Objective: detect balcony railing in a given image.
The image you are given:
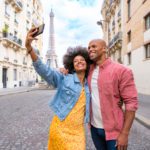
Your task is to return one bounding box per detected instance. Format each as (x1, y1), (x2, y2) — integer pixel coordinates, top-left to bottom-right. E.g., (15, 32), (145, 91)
(1, 32), (22, 49)
(6, 0), (23, 12)
(109, 32), (122, 48)
(109, 0), (114, 6)
(23, 62), (27, 65)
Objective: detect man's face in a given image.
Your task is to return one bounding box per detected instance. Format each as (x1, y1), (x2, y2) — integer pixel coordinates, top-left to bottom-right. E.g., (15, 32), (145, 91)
(88, 40), (105, 62)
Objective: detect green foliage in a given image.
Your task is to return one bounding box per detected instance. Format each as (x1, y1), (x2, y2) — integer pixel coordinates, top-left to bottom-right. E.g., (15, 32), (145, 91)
(2, 25), (9, 33)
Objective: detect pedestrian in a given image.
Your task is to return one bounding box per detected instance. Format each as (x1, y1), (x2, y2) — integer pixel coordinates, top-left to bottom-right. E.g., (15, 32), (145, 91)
(88, 39), (138, 150)
(25, 28), (91, 150)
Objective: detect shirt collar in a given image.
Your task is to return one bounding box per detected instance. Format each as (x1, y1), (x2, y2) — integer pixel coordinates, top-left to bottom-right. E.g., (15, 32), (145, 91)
(99, 58), (111, 69)
(90, 58), (112, 70)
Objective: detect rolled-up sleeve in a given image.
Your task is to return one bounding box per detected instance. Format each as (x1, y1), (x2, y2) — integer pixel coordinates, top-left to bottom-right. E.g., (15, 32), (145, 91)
(119, 68), (138, 111)
(33, 57), (63, 88)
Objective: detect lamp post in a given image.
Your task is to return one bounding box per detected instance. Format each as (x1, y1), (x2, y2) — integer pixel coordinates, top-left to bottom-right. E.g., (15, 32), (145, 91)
(97, 20), (109, 46)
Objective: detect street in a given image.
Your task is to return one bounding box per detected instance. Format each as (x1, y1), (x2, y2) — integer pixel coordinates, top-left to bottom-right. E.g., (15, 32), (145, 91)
(0, 90), (150, 150)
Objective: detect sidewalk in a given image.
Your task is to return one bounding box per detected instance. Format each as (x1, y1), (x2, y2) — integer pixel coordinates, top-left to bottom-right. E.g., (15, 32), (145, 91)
(0, 87), (149, 129)
(0, 86), (38, 97)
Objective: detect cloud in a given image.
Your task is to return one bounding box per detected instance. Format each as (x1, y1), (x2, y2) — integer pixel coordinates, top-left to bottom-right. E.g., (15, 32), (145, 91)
(41, 0), (103, 66)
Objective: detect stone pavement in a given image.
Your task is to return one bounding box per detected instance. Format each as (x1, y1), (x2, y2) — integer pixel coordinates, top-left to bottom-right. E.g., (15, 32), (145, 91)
(0, 87), (149, 129)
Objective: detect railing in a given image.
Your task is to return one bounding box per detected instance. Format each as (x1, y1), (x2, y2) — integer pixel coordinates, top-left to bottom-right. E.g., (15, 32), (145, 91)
(110, 0), (114, 6)
(109, 32), (122, 48)
(2, 32), (22, 46)
(23, 62), (27, 65)
(16, 0), (23, 8)
(6, 0), (23, 11)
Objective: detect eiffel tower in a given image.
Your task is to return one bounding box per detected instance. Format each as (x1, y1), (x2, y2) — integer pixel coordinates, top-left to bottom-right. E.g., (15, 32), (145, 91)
(46, 9), (58, 68)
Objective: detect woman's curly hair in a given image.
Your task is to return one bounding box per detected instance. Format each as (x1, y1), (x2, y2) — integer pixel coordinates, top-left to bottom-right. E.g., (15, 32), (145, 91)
(63, 46), (91, 77)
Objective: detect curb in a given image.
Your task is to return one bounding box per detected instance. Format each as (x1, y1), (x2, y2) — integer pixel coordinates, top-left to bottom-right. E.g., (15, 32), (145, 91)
(0, 87), (56, 97)
(0, 88), (38, 97)
(135, 113), (150, 129)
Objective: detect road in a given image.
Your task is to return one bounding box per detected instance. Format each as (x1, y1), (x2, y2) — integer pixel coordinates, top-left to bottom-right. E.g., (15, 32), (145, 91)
(0, 90), (150, 150)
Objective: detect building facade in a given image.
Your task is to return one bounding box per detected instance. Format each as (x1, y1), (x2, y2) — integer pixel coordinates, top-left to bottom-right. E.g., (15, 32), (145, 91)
(101, 0), (150, 95)
(101, 0), (123, 63)
(122, 0), (150, 94)
(0, 0), (43, 88)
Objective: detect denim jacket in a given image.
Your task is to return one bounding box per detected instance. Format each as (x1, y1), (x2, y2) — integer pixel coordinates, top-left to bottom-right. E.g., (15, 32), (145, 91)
(33, 58), (90, 123)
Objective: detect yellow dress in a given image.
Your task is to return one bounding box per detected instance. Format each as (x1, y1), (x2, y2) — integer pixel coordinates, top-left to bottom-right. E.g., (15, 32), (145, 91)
(48, 88), (86, 150)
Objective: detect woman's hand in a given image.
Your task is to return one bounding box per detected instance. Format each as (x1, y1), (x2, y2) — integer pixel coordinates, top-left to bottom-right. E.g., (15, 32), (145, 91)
(25, 28), (38, 52)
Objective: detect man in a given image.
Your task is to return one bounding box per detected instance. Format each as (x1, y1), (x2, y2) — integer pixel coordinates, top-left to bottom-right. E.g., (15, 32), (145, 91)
(87, 39), (138, 150)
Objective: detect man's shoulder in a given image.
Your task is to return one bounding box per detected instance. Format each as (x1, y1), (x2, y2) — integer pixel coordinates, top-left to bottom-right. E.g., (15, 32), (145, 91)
(109, 60), (133, 78)
(110, 60), (131, 71)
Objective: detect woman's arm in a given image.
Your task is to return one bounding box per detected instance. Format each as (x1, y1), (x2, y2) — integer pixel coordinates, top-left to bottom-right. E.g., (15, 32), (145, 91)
(25, 28), (38, 61)
(25, 28), (63, 88)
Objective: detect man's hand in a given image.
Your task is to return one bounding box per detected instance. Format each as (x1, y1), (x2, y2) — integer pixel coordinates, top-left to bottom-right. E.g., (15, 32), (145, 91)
(59, 68), (69, 75)
(116, 132), (128, 150)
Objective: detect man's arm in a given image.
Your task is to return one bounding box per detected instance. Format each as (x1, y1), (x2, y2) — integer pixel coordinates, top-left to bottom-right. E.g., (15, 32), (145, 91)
(117, 68), (138, 150)
(117, 110), (135, 150)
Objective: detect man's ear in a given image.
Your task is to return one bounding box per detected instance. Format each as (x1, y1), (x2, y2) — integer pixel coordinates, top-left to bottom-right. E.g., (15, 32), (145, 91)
(102, 47), (106, 53)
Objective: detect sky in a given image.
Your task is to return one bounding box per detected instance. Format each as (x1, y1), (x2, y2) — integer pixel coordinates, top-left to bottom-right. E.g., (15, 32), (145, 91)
(41, 0), (104, 66)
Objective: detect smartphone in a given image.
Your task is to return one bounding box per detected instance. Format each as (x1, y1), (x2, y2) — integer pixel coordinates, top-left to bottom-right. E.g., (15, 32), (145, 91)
(33, 24), (45, 37)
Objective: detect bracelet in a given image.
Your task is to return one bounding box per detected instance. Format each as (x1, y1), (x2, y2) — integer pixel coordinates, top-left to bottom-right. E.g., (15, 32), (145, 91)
(28, 48), (33, 54)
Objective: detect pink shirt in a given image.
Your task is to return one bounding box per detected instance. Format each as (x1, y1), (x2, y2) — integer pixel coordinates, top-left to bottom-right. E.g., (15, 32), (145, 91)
(88, 58), (138, 140)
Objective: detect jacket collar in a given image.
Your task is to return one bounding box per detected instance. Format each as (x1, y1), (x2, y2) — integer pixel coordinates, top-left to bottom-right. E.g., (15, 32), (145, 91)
(73, 72), (88, 85)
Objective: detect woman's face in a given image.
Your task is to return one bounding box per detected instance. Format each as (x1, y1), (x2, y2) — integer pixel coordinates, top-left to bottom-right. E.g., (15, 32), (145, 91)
(73, 55), (87, 73)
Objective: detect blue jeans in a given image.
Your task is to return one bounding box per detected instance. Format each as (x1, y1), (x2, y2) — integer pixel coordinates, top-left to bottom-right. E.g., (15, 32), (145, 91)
(91, 125), (117, 150)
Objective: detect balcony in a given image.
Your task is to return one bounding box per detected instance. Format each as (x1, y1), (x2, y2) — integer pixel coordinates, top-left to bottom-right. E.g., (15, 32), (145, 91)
(109, 0), (115, 14)
(5, 0), (23, 12)
(0, 32), (22, 51)
(109, 0), (114, 6)
(108, 31), (122, 49)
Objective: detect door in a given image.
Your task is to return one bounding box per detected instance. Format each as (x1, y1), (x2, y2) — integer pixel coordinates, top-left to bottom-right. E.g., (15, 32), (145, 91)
(2, 68), (7, 88)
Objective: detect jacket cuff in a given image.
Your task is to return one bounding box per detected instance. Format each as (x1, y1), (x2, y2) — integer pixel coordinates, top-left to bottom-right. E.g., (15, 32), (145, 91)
(32, 57), (41, 68)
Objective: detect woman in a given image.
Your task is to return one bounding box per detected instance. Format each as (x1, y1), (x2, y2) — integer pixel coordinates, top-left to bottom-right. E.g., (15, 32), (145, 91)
(25, 28), (91, 150)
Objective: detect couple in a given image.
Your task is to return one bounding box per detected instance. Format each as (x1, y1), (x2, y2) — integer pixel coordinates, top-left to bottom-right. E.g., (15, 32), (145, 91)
(25, 28), (138, 150)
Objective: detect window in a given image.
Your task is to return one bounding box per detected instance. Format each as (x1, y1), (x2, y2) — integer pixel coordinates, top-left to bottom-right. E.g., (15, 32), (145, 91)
(145, 13), (150, 30)
(112, 20), (115, 28)
(127, 0), (131, 19)
(27, 11), (31, 19)
(5, 2), (10, 16)
(14, 69), (17, 81)
(145, 43), (150, 59)
(14, 11), (19, 24)
(26, 20), (30, 31)
(127, 52), (131, 64)
(127, 30), (131, 43)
